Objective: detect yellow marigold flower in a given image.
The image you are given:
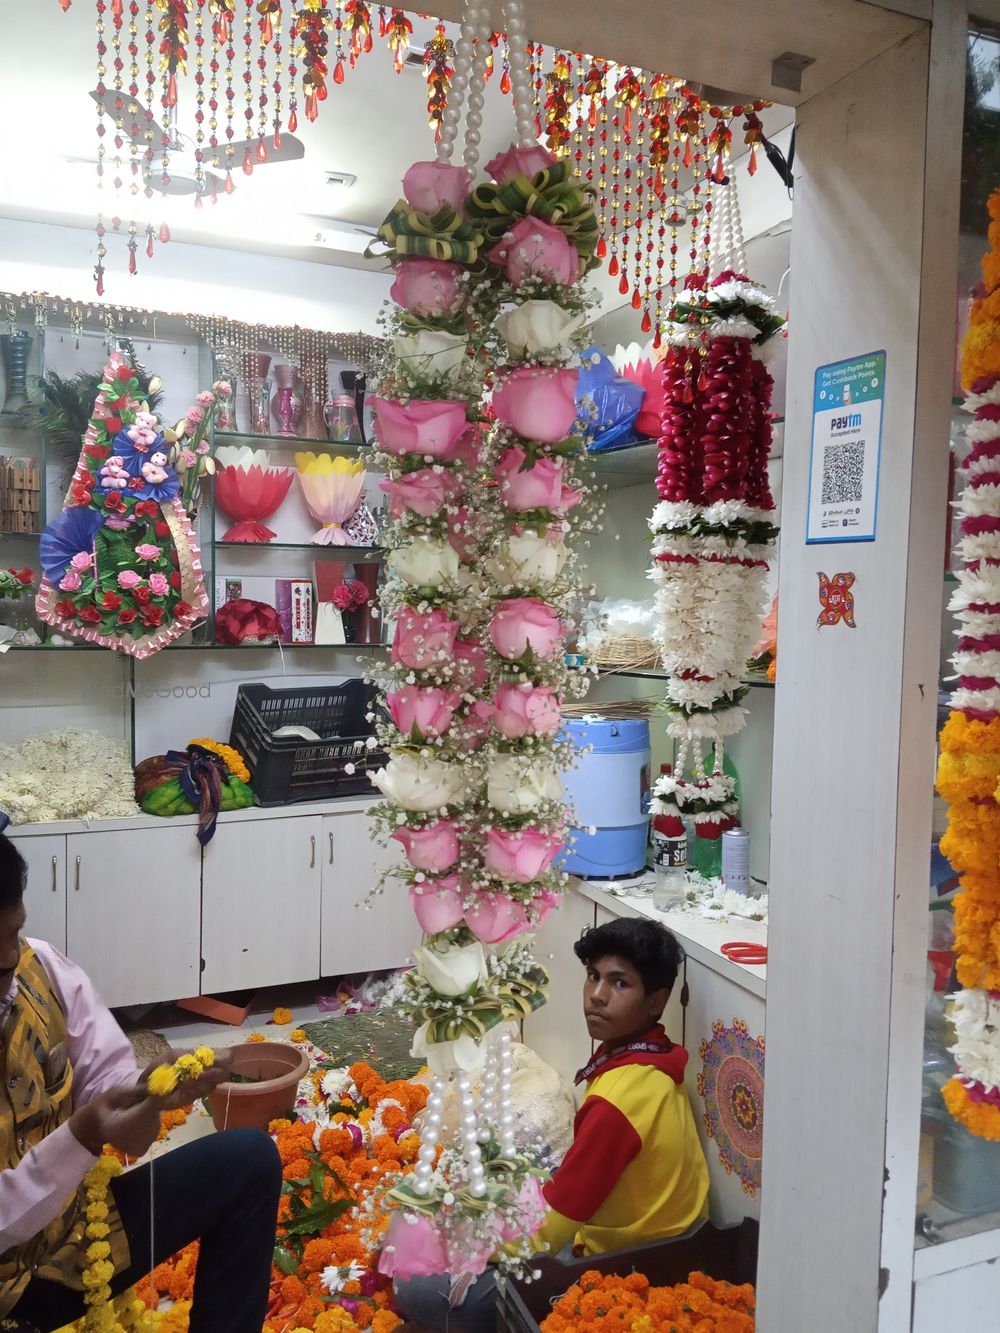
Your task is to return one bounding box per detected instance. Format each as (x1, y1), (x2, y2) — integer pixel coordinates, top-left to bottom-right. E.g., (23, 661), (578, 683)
(194, 1045), (215, 1068)
(86, 1241), (112, 1262)
(290, 1028), (307, 1043)
(173, 1053), (204, 1080)
(272, 1006), (293, 1025)
(87, 1221), (111, 1239)
(147, 1065), (179, 1097)
(188, 738), (251, 783)
(247, 1032), (266, 1043)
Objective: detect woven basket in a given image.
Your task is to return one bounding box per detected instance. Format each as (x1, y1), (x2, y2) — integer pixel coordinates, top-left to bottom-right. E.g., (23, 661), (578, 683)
(591, 633), (661, 669)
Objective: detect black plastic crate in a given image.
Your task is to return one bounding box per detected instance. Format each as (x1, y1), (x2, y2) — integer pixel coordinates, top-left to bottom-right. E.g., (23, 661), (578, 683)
(230, 680), (385, 806)
(496, 1218), (759, 1333)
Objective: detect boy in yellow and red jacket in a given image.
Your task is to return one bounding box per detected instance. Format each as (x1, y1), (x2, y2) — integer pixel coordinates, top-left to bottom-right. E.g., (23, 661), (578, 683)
(395, 917), (709, 1331)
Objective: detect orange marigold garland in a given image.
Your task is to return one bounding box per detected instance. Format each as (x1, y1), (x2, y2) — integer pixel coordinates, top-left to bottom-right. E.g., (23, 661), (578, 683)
(937, 185), (1000, 1136)
(539, 1268), (755, 1332)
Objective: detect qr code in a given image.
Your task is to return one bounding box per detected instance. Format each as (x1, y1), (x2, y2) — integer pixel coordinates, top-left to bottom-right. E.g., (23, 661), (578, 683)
(821, 441), (865, 505)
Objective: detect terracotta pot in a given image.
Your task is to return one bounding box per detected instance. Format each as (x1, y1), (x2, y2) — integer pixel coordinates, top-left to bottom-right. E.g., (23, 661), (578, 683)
(207, 1040), (309, 1131)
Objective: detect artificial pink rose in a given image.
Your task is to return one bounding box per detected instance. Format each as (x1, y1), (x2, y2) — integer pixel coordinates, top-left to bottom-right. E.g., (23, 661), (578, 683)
(391, 820), (461, 873)
(185, 407), (205, 427)
(490, 683), (562, 739)
(492, 367), (578, 445)
(117, 570), (142, 590)
(402, 160), (474, 215)
(379, 466), (460, 520)
(453, 636), (489, 690)
(196, 390), (215, 406)
(408, 875), (468, 934)
(445, 505), (478, 562)
(389, 259), (466, 318)
(495, 445), (564, 511)
(370, 396), (469, 460)
(212, 379), (233, 398)
(179, 449), (197, 468)
(378, 1211), (448, 1280)
(485, 825), (562, 883)
(135, 543), (161, 560)
(464, 892), (532, 945)
(71, 551), (93, 572)
(489, 217), (581, 287)
(148, 572), (169, 596)
(452, 426), (482, 470)
(391, 607), (459, 670)
(387, 686), (462, 739)
(489, 597), (563, 662)
(498, 1176), (549, 1244)
(486, 144), (557, 184)
(554, 481), (583, 514)
(58, 570), (82, 592)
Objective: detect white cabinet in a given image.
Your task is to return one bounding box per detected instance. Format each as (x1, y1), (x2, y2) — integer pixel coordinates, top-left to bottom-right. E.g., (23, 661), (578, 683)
(201, 815), (322, 993)
(521, 887), (597, 1087)
(66, 826), (201, 1007)
(8, 833), (66, 951)
(321, 811), (421, 977)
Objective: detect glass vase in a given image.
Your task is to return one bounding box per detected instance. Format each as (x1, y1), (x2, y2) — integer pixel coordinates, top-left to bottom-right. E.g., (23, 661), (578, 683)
(0, 331), (32, 414)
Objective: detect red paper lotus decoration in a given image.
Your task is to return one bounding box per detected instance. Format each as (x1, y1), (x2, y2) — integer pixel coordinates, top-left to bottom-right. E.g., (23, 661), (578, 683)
(214, 463), (294, 542)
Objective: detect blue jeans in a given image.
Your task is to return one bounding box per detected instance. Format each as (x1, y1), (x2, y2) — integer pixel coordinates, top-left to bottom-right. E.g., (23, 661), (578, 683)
(10, 1127), (281, 1333)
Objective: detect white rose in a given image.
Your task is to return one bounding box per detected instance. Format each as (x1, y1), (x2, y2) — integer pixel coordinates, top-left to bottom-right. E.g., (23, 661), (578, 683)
(388, 538), (461, 589)
(392, 330), (469, 384)
(371, 752), (468, 812)
(487, 755), (563, 814)
(495, 300), (585, 357)
(411, 1022), (488, 1076)
(215, 444), (270, 470)
(489, 533), (568, 587)
(413, 939), (488, 996)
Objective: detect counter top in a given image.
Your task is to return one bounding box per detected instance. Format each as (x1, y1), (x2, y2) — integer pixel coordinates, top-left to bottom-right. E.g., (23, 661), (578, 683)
(5, 794), (380, 837)
(571, 878), (768, 1000)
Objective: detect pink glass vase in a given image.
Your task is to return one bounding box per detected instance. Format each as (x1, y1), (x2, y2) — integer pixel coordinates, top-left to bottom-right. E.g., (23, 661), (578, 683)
(352, 562), (381, 644)
(271, 364), (304, 437)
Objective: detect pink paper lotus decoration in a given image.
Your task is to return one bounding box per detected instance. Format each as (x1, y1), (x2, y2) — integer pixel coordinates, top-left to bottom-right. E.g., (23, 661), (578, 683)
(620, 355), (666, 440)
(214, 448), (294, 542)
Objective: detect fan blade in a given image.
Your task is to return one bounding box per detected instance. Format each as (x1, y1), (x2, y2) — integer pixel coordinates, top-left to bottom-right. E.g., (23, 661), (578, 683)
(90, 88), (169, 145)
(203, 134), (306, 171)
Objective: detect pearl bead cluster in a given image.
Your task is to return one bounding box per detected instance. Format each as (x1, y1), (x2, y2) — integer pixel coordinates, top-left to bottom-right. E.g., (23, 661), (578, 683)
(503, 0), (537, 148)
(437, 3), (494, 172)
(413, 1072), (448, 1195)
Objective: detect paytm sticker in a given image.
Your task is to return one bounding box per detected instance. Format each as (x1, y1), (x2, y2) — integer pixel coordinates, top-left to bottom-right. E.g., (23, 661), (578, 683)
(806, 350), (885, 544)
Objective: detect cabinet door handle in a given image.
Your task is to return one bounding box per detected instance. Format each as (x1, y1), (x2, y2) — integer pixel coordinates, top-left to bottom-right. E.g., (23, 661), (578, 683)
(74, 856), (81, 891)
(51, 856), (57, 893)
(310, 835), (316, 870)
(328, 831), (334, 865)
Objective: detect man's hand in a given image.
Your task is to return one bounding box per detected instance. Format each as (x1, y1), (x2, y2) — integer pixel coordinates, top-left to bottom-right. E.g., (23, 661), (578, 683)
(139, 1047), (233, 1109)
(69, 1086), (162, 1158)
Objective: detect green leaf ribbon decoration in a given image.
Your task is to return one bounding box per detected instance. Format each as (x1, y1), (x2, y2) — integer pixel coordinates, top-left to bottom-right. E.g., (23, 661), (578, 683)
(465, 161), (601, 271)
(368, 198), (485, 265)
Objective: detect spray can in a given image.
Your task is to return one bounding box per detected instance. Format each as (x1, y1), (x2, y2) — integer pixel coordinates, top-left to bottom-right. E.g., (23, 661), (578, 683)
(722, 827), (750, 895)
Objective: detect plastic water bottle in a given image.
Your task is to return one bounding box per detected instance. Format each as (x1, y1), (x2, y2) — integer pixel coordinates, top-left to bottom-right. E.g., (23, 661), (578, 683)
(652, 814), (687, 911)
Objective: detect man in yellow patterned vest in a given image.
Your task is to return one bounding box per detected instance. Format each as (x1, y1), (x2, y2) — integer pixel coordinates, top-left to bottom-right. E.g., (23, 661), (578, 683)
(0, 831), (282, 1333)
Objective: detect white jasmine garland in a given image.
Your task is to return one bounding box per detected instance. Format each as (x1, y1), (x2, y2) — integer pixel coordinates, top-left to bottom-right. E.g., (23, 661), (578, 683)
(665, 705), (749, 741)
(962, 418), (1000, 446)
(949, 989), (1000, 1090)
(0, 729), (139, 825)
(954, 483), (1000, 518)
(965, 381), (1000, 410)
(950, 686), (1000, 714)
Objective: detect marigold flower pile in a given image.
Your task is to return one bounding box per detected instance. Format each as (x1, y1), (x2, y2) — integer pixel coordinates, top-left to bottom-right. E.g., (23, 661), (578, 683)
(539, 1269), (756, 1332)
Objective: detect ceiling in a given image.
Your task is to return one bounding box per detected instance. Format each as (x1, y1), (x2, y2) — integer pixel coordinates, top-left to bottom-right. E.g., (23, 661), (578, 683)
(0, 2), (800, 293)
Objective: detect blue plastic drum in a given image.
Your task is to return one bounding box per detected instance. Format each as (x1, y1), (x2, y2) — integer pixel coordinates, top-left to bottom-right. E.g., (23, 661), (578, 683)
(561, 717), (651, 878)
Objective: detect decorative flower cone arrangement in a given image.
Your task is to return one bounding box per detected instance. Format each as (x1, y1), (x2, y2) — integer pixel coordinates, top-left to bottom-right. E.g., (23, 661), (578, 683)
(647, 218), (784, 856)
(936, 187), (1000, 1140)
(295, 452), (368, 544)
(214, 444), (294, 542)
(34, 355), (228, 657)
(364, 0), (601, 1285)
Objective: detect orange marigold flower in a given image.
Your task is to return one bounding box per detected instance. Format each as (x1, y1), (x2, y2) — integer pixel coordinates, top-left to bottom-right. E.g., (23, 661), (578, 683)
(371, 1311), (402, 1333)
(280, 1274), (307, 1304)
(246, 1032), (266, 1043)
(302, 1237), (337, 1272)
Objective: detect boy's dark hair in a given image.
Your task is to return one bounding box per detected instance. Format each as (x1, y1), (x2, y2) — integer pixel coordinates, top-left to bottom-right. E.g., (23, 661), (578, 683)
(0, 834), (27, 912)
(573, 917), (682, 995)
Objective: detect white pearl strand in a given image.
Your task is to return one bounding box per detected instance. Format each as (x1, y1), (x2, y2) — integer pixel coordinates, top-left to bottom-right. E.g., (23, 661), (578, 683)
(477, 1039), (500, 1144)
(497, 1028), (517, 1157)
(502, 0), (536, 149)
(462, 20), (494, 173)
(413, 1072), (449, 1195)
(438, 3), (494, 166)
(456, 1071), (488, 1198)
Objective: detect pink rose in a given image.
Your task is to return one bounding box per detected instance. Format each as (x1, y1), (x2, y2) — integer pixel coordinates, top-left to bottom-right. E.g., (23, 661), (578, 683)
(453, 636), (489, 689)
(389, 259), (466, 318)
(391, 820), (461, 873)
(196, 390), (215, 406)
(489, 216), (581, 287)
(117, 570), (142, 590)
(490, 683), (562, 739)
(135, 543), (161, 560)
(378, 1211), (448, 1280)
(445, 505), (478, 562)
(212, 379), (233, 398)
(489, 597), (563, 661)
(387, 686), (462, 739)
(148, 572), (169, 596)
(58, 570), (82, 592)
(492, 367), (578, 444)
(379, 467), (460, 520)
(179, 449), (197, 468)
(486, 143), (557, 184)
(408, 875), (468, 934)
(464, 892), (533, 945)
(495, 446), (564, 510)
(70, 551), (93, 572)
(554, 481), (583, 514)
(391, 607), (459, 670)
(498, 1176), (549, 1243)
(370, 396), (469, 460)
(402, 160), (473, 215)
(185, 407), (205, 427)
(485, 826), (562, 883)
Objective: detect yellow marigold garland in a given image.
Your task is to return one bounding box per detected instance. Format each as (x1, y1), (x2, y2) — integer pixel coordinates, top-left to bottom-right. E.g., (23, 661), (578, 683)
(80, 1155), (123, 1333)
(187, 738), (251, 783)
